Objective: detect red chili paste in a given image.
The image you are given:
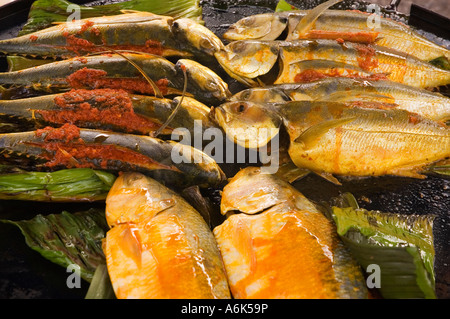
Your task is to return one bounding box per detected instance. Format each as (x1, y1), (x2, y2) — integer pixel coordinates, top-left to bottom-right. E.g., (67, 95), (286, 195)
(36, 89), (166, 134)
(355, 44), (378, 71)
(306, 30), (379, 44)
(66, 68), (169, 95)
(62, 30), (166, 56)
(32, 124), (176, 170)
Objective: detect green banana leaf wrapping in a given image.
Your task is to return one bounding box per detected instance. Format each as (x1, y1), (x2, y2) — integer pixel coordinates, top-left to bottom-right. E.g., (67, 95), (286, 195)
(0, 168), (116, 202)
(1, 208), (108, 282)
(331, 193), (436, 299)
(19, 0), (204, 36)
(84, 264), (116, 299)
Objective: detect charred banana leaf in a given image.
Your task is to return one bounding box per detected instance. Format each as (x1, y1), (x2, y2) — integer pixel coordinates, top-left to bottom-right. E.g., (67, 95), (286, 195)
(0, 168), (115, 202)
(331, 193), (436, 299)
(19, 0), (204, 36)
(1, 208), (108, 282)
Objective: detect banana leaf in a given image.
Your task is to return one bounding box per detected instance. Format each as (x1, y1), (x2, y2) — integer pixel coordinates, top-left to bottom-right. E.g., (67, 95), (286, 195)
(0, 168), (116, 202)
(331, 193), (436, 299)
(19, 0), (204, 36)
(1, 208), (108, 282)
(85, 264), (116, 299)
(426, 164), (450, 176)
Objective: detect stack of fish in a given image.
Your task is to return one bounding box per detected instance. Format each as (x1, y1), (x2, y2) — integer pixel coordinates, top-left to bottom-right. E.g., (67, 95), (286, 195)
(214, 0), (450, 181)
(0, 11), (232, 188)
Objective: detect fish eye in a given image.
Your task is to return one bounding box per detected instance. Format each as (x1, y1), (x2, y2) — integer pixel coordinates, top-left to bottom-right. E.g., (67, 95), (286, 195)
(236, 103), (246, 113)
(279, 16), (288, 24)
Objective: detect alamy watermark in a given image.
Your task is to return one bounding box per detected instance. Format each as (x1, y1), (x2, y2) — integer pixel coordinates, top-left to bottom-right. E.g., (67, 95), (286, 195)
(366, 4), (382, 30)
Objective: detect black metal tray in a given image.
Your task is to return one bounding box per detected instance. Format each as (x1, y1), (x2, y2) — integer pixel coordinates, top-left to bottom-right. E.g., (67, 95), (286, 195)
(0, 0), (449, 299)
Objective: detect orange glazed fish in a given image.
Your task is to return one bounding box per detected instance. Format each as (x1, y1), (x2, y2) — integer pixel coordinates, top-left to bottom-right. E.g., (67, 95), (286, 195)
(104, 172), (231, 299)
(213, 167), (368, 299)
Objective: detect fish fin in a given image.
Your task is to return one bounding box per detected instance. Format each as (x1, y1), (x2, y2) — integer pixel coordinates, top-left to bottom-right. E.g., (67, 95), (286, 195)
(274, 161), (310, 183)
(287, 0), (343, 40)
(232, 217), (257, 275)
(314, 171), (342, 185)
(118, 223), (143, 268)
(388, 166), (428, 179)
(294, 117), (356, 149)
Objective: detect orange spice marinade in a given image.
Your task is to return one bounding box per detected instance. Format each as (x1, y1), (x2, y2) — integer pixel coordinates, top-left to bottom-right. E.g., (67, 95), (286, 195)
(35, 89), (166, 135)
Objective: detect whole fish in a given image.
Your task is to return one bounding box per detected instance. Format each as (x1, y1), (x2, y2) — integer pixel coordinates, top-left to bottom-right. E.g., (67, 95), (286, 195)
(104, 172), (231, 299)
(0, 12), (224, 60)
(0, 89), (217, 135)
(213, 166), (368, 299)
(223, 10), (450, 62)
(0, 124), (226, 187)
(214, 100), (450, 179)
(230, 77), (450, 122)
(0, 53), (231, 106)
(215, 39), (450, 88)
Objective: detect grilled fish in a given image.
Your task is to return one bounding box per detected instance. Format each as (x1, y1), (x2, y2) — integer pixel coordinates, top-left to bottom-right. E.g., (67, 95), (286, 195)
(0, 124), (226, 187)
(213, 166), (368, 298)
(224, 9), (450, 62)
(0, 12), (224, 59)
(105, 172), (231, 298)
(0, 53), (230, 106)
(230, 77), (450, 122)
(214, 100), (450, 178)
(215, 39), (450, 88)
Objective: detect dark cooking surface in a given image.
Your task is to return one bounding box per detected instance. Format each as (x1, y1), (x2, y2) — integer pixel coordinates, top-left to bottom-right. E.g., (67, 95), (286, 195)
(0, 0), (449, 299)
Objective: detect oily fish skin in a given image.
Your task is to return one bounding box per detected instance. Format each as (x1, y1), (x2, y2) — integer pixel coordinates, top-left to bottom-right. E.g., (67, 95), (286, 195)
(215, 39), (450, 89)
(104, 172), (231, 299)
(223, 10), (450, 61)
(0, 12), (224, 58)
(214, 100), (450, 178)
(230, 77), (450, 122)
(213, 167), (368, 299)
(282, 101), (450, 178)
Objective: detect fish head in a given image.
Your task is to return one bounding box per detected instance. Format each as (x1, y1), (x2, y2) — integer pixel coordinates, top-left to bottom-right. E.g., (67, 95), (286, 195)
(170, 18), (224, 56)
(105, 172), (178, 226)
(220, 166), (296, 215)
(176, 59), (231, 105)
(223, 13), (288, 41)
(214, 40), (279, 86)
(214, 101), (282, 149)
